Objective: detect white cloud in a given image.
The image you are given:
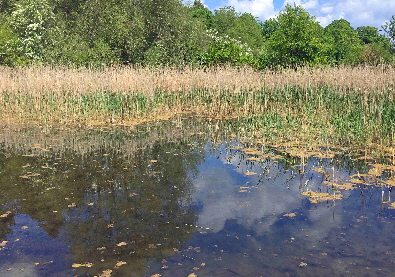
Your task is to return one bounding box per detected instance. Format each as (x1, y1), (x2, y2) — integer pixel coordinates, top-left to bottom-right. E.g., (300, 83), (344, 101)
(320, 6), (333, 14)
(302, 0), (319, 10)
(219, 0), (395, 29)
(192, 150), (349, 245)
(291, 0), (395, 28)
(184, 0), (210, 8)
(316, 14), (333, 26)
(226, 0), (276, 19)
(193, 156), (303, 233)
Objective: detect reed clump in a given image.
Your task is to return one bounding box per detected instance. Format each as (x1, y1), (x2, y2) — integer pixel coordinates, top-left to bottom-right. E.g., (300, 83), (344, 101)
(1, 65), (395, 147)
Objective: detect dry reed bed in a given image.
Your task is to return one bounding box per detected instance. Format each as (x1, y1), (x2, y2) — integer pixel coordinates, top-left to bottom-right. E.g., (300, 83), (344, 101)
(1, 66), (394, 95)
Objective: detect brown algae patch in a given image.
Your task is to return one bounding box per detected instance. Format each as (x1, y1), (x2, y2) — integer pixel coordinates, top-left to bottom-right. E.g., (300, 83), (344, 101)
(312, 167), (326, 174)
(244, 172), (258, 176)
(283, 213), (296, 218)
(242, 148), (263, 155)
(368, 164), (395, 176)
(333, 183), (357, 190)
(229, 146), (244, 149)
(320, 181), (357, 191)
(301, 191), (343, 203)
(247, 157), (261, 161)
(314, 152), (336, 159)
(383, 178), (395, 187)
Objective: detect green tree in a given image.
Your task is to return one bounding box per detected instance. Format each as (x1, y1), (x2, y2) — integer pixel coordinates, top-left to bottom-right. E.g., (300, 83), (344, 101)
(382, 15), (395, 45)
(324, 19), (362, 64)
(261, 4), (331, 68)
(259, 18), (279, 39)
(360, 42), (393, 65)
(0, 0), (14, 14)
(0, 21), (29, 65)
(46, 0), (208, 66)
(141, 0), (207, 66)
(212, 6), (238, 34)
(356, 26), (388, 45)
(210, 7), (264, 60)
(189, 0), (213, 29)
(228, 13), (264, 50)
(49, 0), (134, 66)
(356, 26), (392, 65)
(212, 6), (264, 50)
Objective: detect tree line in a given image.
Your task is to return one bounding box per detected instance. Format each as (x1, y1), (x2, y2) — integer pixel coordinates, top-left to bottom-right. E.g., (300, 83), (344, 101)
(0, 0), (394, 68)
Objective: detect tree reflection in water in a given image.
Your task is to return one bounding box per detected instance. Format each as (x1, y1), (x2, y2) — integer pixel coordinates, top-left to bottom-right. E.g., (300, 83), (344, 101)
(0, 118), (208, 276)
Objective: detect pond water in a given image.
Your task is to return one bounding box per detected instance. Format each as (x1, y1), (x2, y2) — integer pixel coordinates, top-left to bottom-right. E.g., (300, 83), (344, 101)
(1, 116), (395, 277)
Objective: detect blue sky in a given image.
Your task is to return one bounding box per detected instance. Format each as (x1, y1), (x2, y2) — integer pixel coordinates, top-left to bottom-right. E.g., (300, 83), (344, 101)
(204, 0), (285, 10)
(197, 0), (395, 29)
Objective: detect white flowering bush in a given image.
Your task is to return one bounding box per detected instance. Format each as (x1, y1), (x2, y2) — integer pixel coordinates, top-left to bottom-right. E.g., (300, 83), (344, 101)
(200, 29), (256, 66)
(10, 0), (57, 62)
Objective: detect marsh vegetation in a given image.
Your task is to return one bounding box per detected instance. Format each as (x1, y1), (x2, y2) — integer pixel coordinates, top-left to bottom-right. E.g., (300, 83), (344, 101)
(1, 66), (395, 150)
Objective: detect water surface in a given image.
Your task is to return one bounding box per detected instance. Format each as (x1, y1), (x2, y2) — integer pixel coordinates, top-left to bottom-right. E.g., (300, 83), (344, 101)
(1, 117), (395, 277)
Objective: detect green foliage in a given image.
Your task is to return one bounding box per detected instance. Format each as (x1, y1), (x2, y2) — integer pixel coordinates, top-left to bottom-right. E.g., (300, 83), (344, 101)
(212, 7), (263, 53)
(382, 15), (395, 45)
(356, 26), (379, 44)
(325, 19), (363, 64)
(354, 26), (393, 65)
(52, 0), (143, 65)
(212, 6), (238, 34)
(259, 18), (279, 39)
(189, 0), (213, 29)
(260, 4), (331, 68)
(47, 0), (208, 66)
(0, 0), (392, 68)
(142, 0), (208, 66)
(47, 35), (119, 67)
(227, 13), (264, 51)
(0, 0), (15, 14)
(360, 42), (393, 65)
(357, 26), (388, 45)
(0, 21), (29, 65)
(89, 0), (202, 67)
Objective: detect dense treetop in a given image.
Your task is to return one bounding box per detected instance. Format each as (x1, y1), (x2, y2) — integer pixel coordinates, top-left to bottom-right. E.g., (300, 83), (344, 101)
(0, 0), (393, 67)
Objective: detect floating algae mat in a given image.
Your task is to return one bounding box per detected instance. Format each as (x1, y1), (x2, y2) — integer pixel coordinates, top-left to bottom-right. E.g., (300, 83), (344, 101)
(1, 117), (395, 277)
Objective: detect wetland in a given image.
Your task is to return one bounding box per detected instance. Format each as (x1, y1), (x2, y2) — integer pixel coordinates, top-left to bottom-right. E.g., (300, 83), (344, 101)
(2, 66), (395, 276)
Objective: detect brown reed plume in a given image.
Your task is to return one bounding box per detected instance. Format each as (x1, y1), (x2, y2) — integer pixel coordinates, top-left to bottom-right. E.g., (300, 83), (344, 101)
(0, 65), (394, 96)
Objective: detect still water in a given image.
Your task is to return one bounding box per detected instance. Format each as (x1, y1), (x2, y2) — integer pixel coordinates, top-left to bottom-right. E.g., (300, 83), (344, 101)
(1, 116), (395, 277)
